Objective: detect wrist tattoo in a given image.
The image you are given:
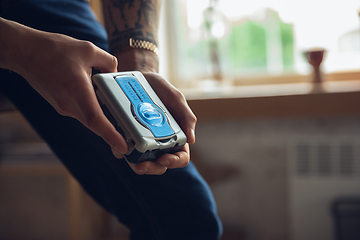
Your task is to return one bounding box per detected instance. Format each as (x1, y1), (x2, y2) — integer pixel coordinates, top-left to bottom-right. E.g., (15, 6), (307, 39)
(106, 0), (159, 53)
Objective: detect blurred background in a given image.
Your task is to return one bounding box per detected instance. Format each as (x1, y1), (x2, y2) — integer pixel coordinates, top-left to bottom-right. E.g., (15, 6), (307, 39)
(1, 0), (360, 240)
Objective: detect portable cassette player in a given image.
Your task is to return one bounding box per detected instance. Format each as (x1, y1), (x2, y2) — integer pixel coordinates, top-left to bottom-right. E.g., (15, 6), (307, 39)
(92, 71), (187, 163)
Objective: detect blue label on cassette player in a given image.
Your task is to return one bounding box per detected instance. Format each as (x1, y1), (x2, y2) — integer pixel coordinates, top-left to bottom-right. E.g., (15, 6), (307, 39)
(116, 75), (175, 138)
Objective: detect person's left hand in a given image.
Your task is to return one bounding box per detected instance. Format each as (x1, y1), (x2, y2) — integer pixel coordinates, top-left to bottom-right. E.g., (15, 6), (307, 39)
(113, 49), (197, 175)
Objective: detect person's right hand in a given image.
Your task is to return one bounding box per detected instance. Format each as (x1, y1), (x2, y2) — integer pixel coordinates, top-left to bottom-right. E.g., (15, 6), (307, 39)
(0, 19), (128, 156)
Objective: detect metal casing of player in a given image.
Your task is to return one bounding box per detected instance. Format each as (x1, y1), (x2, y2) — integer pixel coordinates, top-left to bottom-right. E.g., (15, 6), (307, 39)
(92, 71), (187, 163)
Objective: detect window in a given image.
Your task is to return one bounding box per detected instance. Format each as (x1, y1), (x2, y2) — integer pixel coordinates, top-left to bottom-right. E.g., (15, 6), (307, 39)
(159, 0), (360, 90)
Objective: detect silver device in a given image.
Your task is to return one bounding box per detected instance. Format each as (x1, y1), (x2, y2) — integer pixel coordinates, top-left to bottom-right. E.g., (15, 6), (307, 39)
(92, 71), (187, 163)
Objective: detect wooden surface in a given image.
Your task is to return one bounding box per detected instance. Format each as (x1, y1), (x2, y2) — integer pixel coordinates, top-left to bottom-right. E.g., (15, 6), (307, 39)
(187, 89), (360, 121)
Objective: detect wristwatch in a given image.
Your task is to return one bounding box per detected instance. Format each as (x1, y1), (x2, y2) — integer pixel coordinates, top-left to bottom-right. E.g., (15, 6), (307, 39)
(111, 38), (159, 56)
(129, 38), (159, 55)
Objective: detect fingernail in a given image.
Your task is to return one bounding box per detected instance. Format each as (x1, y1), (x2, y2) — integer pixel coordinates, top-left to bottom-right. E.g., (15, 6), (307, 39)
(111, 147), (124, 159)
(113, 151), (123, 159)
(137, 168), (149, 174)
(191, 129), (196, 142)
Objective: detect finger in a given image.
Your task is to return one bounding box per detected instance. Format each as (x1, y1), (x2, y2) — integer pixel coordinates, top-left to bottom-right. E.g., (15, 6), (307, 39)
(71, 81), (128, 154)
(111, 147), (124, 159)
(82, 107), (128, 154)
(91, 47), (118, 73)
(144, 73), (197, 144)
(170, 101), (197, 144)
(163, 91), (196, 144)
(127, 145), (189, 174)
(157, 144), (190, 169)
(164, 93), (197, 144)
(127, 159), (168, 175)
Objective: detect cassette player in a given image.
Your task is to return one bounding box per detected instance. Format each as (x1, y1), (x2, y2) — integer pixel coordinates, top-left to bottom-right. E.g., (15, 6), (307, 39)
(92, 71), (187, 163)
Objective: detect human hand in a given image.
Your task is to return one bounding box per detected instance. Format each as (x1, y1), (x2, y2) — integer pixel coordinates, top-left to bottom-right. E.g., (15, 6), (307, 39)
(0, 19), (196, 175)
(114, 49), (197, 175)
(1, 21), (128, 156)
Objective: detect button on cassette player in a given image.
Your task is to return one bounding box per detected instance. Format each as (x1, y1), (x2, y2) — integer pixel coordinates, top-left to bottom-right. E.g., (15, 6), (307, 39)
(92, 71), (187, 163)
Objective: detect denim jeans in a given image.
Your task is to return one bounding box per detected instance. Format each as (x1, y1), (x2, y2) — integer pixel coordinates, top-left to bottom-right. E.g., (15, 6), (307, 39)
(0, 0), (222, 239)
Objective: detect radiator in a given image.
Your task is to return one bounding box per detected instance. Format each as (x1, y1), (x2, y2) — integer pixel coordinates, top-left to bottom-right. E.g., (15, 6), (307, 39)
(288, 137), (360, 240)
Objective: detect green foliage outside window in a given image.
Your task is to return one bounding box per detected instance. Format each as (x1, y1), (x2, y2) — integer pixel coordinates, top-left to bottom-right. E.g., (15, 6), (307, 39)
(225, 20), (267, 73)
(183, 9), (294, 80)
(280, 20), (295, 70)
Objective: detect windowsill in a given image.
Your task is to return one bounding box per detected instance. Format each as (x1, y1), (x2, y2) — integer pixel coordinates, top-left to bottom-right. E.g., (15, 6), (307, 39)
(183, 80), (360, 100)
(185, 80), (360, 120)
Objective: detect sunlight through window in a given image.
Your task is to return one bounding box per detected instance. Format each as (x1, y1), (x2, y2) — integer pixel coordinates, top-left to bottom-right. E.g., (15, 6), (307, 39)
(162, 0), (360, 88)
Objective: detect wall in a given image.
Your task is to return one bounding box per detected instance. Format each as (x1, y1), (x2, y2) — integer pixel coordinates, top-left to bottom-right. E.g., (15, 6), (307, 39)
(191, 116), (360, 240)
